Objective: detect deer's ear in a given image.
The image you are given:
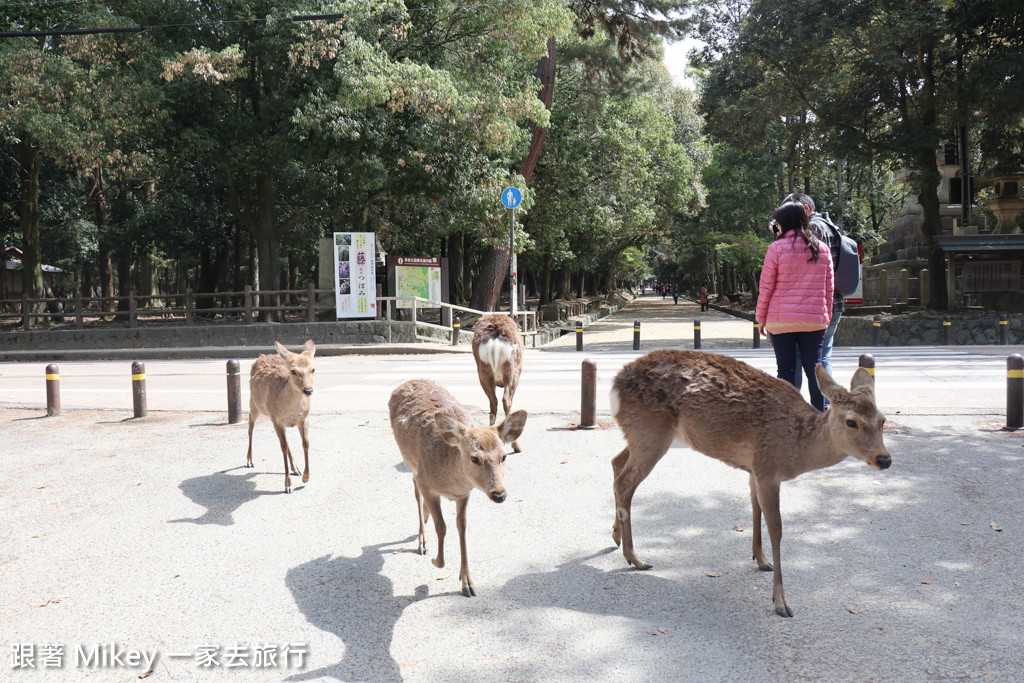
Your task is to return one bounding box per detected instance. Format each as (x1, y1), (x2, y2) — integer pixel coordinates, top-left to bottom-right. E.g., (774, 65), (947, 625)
(302, 339), (316, 357)
(816, 365), (848, 404)
(850, 367), (874, 396)
(497, 410), (527, 444)
(275, 341), (294, 361)
(435, 413), (465, 446)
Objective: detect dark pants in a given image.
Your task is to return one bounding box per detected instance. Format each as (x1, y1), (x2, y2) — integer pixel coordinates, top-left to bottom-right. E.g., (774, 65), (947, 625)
(769, 329), (827, 411)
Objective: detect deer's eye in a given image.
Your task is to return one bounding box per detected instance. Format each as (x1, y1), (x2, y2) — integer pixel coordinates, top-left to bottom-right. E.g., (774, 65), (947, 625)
(310, 368), (315, 374)
(846, 419), (858, 429)
(291, 369), (298, 376)
(471, 456), (480, 465)
(501, 455), (507, 463)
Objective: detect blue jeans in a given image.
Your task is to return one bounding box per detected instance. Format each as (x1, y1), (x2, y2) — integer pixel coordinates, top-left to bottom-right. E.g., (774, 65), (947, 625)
(771, 329), (827, 411)
(792, 306), (843, 406)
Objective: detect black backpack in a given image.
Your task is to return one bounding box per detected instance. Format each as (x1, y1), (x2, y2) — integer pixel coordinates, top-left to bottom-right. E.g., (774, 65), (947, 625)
(813, 213), (861, 297)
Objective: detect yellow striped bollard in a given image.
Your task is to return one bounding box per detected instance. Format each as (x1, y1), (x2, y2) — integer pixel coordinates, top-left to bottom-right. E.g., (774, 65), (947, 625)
(633, 320), (640, 351)
(226, 360), (242, 424)
(132, 361), (148, 418)
(752, 321), (760, 349)
(1007, 355), (1023, 431)
(1000, 314), (1008, 345)
(694, 319), (701, 350)
(872, 315), (881, 346)
(943, 315), (952, 345)
(45, 363), (61, 417)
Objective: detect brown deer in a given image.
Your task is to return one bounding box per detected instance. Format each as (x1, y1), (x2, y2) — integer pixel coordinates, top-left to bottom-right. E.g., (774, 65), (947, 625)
(389, 379), (527, 597)
(246, 340), (316, 493)
(471, 314), (525, 452)
(609, 350), (891, 617)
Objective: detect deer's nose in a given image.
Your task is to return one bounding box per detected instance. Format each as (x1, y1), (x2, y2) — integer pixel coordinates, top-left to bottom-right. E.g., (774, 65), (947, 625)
(490, 491), (506, 503)
(876, 455), (892, 470)
(303, 388), (313, 396)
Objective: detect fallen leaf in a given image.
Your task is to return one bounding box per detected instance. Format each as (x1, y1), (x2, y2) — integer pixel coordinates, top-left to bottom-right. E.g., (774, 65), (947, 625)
(602, 586), (615, 590)
(400, 660), (419, 667)
(358, 421), (369, 426)
(658, 627), (668, 634)
(706, 571), (726, 577)
(559, 459), (568, 464)
(921, 578), (935, 585)
(139, 667), (154, 678)
(33, 484), (48, 490)
(36, 599), (60, 607)
(961, 521), (973, 526)
(732, 524), (743, 532)
(990, 522), (1003, 532)
(845, 605), (858, 614)
(646, 630), (658, 636)
(436, 572), (452, 581)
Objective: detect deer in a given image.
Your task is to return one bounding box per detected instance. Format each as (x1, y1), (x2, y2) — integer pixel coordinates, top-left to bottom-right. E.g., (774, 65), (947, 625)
(471, 314), (525, 453)
(609, 349), (891, 618)
(246, 340), (316, 493)
(389, 379), (527, 597)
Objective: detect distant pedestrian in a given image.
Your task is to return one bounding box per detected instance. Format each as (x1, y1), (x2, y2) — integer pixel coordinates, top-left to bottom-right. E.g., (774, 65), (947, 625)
(756, 201), (834, 411)
(699, 284), (708, 312)
(672, 287), (679, 305)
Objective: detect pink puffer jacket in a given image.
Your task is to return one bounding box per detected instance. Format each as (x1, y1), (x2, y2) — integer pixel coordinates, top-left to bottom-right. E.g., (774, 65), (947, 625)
(756, 231), (834, 327)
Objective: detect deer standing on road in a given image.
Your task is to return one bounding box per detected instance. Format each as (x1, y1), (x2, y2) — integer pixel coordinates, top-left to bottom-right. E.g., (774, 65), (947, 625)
(609, 350), (891, 617)
(472, 314), (524, 452)
(246, 340), (316, 493)
(389, 379), (527, 597)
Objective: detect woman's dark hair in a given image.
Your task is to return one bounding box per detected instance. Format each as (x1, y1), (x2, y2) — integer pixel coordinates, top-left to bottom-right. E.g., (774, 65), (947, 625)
(773, 201), (820, 261)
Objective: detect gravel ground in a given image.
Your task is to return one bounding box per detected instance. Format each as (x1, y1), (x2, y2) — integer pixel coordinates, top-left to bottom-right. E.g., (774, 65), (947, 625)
(3, 402), (1023, 682)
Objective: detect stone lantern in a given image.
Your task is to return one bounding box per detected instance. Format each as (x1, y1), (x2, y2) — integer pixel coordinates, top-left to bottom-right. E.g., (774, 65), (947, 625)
(986, 172), (1024, 233)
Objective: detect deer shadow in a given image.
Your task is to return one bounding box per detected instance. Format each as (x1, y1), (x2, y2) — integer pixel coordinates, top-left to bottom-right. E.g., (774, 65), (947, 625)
(169, 468), (286, 526)
(284, 538), (430, 682)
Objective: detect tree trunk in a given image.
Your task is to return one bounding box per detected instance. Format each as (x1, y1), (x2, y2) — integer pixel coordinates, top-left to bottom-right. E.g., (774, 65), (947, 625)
(470, 38), (557, 312)
(14, 137), (44, 325)
(448, 232), (466, 305)
(539, 253), (553, 305)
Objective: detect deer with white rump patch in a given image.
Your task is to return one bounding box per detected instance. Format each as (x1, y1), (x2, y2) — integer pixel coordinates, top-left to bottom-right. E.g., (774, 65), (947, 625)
(472, 314), (524, 453)
(609, 350), (891, 617)
(389, 379), (527, 597)
(246, 340), (316, 493)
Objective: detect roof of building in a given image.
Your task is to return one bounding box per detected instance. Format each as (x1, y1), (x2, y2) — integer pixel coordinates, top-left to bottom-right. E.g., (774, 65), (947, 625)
(934, 234), (1024, 254)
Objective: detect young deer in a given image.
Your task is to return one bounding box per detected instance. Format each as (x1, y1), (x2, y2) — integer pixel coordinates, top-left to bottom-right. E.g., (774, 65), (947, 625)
(471, 314), (525, 452)
(389, 379), (527, 597)
(246, 340), (316, 493)
(609, 350), (891, 617)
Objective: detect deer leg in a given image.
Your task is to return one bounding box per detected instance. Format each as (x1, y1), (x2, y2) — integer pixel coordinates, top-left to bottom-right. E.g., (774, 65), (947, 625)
(610, 447), (630, 547)
(421, 492), (446, 570)
(246, 409), (258, 468)
(413, 480), (428, 556)
(612, 430), (672, 570)
(455, 495), (475, 597)
(749, 472), (772, 571)
(503, 379), (521, 453)
(272, 423), (293, 493)
(298, 418), (310, 483)
(755, 479), (791, 617)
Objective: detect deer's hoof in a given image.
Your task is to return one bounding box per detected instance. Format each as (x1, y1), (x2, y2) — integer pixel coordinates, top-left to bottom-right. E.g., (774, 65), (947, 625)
(628, 557), (652, 570)
(775, 604), (793, 618)
(418, 546), (427, 556)
(302, 472), (309, 483)
(462, 585), (477, 597)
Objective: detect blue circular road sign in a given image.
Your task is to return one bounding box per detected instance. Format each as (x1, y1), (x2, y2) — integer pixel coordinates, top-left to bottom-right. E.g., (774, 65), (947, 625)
(501, 187), (522, 209)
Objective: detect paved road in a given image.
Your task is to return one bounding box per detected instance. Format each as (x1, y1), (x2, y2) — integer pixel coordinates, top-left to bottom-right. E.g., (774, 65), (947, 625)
(3, 294), (1023, 682)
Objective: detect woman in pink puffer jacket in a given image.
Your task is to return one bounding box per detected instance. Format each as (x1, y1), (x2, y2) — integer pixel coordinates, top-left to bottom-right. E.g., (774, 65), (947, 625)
(756, 201), (834, 411)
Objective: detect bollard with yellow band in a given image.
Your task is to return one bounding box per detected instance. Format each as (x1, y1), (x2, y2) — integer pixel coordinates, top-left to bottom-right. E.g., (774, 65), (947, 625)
(858, 353), (876, 379)
(226, 359), (242, 424)
(694, 319), (701, 350)
(1007, 355), (1023, 431)
(45, 363), (61, 417)
(452, 316), (461, 346)
(752, 321), (760, 349)
(1000, 314), (1008, 345)
(581, 359), (597, 428)
(942, 315), (952, 345)
(576, 320), (583, 352)
(873, 314), (882, 346)
(633, 320), (640, 351)
(132, 361), (148, 418)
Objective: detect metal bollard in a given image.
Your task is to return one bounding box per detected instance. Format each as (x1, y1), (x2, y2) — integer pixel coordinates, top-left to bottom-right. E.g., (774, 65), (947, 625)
(581, 359), (597, 428)
(226, 360), (242, 424)
(943, 315), (951, 345)
(694, 319), (701, 350)
(452, 316), (461, 346)
(131, 361), (148, 418)
(1000, 314), (1008, 345)
(45, 363), (61, 417)
(1007, 355), (1023, 431)
(873, 315), (881, 346)
(633, 320), (640, 351)
(576, 320), (583, 352)
(859, 353), (875, 378)
(752, 321), (760, 349)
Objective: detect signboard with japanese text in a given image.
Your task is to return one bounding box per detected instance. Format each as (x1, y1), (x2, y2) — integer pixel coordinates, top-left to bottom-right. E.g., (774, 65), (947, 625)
(963, 260), (1021, 292)
(394, 256), (442, 308)
(334, 232), (377, 318)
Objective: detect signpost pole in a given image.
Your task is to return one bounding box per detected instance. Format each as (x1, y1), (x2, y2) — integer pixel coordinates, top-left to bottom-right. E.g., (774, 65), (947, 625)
(510, 208), (517, 317)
